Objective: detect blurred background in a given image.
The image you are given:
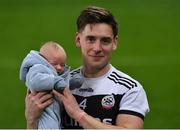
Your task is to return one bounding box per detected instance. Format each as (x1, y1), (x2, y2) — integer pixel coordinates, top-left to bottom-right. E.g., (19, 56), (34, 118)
(0, 0), (179, 128)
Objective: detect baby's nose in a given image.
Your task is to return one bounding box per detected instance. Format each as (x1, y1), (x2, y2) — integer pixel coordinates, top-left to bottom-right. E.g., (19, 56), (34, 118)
(56, 65), (64, 72)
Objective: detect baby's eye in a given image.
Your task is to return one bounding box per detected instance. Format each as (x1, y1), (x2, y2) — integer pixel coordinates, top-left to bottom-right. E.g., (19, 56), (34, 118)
(50, 62), (56, 66)
(61, 64), (65, 67)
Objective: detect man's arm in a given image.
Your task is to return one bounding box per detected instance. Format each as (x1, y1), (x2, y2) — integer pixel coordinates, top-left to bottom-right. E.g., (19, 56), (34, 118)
(25, 90), (53, 129)
(76, 112), (143, 129)
(53, 88), (144, 129)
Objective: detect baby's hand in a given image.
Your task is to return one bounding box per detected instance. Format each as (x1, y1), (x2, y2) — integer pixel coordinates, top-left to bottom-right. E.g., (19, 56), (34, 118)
(54, 79), (66, 93)
(69, 74), (84, 90)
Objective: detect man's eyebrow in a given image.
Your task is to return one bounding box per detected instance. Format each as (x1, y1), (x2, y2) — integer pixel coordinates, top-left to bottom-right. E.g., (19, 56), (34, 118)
(86, 35), (95, 38)
(102, 36), (112, 39)
(101, 36), (113, 41)
(85, 35), (96, 40)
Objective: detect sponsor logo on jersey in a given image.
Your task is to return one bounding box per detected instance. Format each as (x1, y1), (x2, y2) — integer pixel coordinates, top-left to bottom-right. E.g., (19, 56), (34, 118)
(101, 95), (115, 109)
(79, 87), (94, 92)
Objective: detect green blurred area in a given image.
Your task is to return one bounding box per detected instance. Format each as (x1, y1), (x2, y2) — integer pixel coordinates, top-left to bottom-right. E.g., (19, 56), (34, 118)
(0, 0), (179, 128)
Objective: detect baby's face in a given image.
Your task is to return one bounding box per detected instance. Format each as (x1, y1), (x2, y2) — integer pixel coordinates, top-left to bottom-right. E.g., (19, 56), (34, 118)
(47, 51), (66, 73)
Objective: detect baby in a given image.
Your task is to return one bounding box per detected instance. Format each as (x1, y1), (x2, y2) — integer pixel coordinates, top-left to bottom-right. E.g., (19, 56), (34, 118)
(20, 41), (83, 129)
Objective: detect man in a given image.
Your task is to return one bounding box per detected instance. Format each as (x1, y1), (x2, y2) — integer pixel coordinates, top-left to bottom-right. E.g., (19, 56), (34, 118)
(25, 6), (149, 129)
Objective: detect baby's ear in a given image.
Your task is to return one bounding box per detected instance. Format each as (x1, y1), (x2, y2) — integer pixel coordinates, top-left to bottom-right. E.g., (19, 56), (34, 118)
(75, 32), (81, 48)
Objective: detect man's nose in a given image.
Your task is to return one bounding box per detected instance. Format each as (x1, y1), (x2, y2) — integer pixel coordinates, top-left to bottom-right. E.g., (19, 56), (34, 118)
(93, 41), (102, 52)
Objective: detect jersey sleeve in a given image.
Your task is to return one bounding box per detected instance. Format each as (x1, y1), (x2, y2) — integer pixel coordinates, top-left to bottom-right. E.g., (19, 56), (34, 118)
(119, 82), (150, 120)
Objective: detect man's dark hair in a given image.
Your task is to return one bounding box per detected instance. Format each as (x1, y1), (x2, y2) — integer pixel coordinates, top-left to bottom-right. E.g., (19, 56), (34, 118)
(77, 6), (118, 37)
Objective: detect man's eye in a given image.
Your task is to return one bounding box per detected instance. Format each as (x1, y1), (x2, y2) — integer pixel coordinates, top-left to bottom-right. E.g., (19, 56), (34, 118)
(101, 38), (112, 45)
(87, 37), (95, 43)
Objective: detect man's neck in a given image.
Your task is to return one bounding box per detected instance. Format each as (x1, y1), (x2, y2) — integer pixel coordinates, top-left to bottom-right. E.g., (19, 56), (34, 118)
(82, 64), (110, 78)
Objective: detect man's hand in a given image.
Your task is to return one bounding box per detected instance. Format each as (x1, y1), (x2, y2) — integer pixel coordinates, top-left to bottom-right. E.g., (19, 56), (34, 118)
(53, 88), (84, 121)
(25, 90), (53, 129)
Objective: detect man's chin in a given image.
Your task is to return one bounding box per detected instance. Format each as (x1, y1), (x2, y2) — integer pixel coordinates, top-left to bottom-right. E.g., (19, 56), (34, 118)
(88, 62), (108, 70)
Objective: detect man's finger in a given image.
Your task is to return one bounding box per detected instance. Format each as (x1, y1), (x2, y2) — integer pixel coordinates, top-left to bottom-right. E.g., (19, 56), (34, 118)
(26, 89), (32, 96)
(65, 88), (72, 95)
(39, 94), (53, 103)
(53, 90), (64, 100)
(35, 91), (49, 98)
(41, 98), (53, 108)
(27, 89), (31, 94)
(63, 88), (70, 97)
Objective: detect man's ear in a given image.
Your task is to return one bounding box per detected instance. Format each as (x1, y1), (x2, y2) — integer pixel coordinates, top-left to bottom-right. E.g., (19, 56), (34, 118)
(75, 32), (81, 48)
(112, 36), (118, 50)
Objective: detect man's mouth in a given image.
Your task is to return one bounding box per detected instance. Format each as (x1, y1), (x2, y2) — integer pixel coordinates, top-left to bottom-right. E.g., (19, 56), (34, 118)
(89, 54), (104, 57)
(89, 55), (104, 61)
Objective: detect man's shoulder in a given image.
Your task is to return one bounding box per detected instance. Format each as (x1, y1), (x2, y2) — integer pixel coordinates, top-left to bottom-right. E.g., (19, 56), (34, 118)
(109, 65), (142, 89)
(110, 65), (135, 80)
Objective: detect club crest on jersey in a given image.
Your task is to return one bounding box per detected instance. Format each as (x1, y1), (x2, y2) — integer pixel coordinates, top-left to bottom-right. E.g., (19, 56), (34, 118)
(101, 95), (115, 109)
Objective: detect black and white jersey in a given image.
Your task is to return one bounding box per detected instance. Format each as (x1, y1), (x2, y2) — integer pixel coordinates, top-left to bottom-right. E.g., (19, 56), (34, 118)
(62, 64), (149, 128)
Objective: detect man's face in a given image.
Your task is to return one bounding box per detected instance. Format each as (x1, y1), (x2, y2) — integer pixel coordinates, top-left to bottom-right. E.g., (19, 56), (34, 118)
(76, 23), (117, 70)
